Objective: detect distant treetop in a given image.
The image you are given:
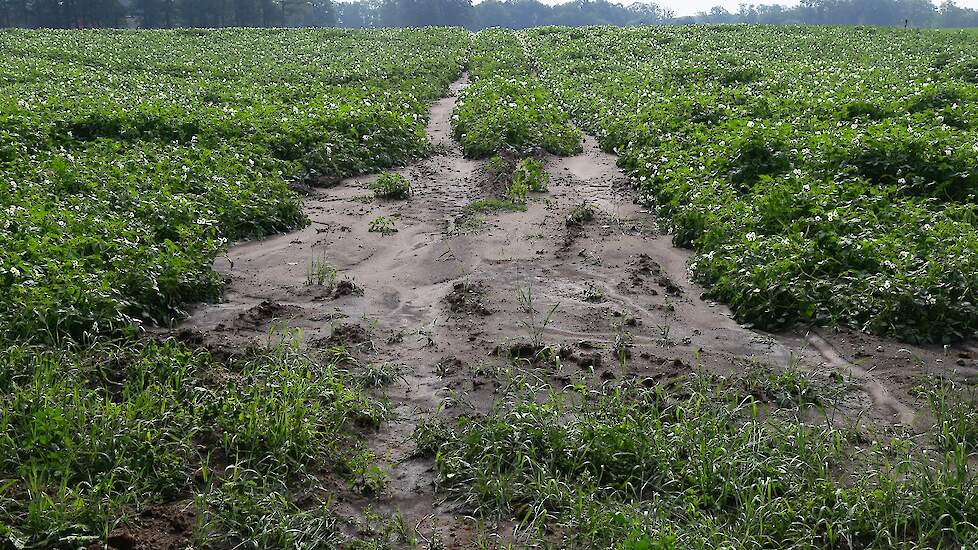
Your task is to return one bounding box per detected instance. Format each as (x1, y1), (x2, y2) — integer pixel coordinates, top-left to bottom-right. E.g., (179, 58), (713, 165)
(2, 0), (977, 30)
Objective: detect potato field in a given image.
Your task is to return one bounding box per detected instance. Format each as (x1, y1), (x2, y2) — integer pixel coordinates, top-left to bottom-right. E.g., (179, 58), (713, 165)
(2, 25), (978, 549)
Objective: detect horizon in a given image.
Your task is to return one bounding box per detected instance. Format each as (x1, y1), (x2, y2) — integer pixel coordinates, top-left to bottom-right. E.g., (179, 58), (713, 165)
(661, 0), (978, 16)
(462, 0), (978, 17)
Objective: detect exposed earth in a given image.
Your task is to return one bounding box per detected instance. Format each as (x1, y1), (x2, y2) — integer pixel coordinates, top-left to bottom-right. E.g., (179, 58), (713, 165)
(164, 76), (978, 547)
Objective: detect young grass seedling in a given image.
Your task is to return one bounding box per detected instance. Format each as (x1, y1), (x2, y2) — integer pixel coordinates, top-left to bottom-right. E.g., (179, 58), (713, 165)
(306, 252), (338, 289)
(517, 284), (559, 351)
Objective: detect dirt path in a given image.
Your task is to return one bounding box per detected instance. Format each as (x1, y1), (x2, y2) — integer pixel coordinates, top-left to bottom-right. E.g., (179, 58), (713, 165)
(181, 75), (977, 545)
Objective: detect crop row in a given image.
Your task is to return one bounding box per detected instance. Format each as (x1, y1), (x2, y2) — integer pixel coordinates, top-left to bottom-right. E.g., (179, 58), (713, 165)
(0, 29), (472, 542)
(0, 28), (469, 343)
(452, 28), (581, 158)
(526, 26), (978, 343)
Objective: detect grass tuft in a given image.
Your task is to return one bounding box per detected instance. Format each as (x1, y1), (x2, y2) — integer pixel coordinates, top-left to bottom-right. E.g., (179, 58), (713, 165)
(421, 373), (978, 548)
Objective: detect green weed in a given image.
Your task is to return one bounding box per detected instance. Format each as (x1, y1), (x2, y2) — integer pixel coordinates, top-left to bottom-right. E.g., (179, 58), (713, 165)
(368, 215), (398, 235)
(195, 472), (343, 549)
(921, 377), (978, 452)
(0, 334), (384, 544)
(306, 253), (338, 289)
(370, 172), (412, 199)
(516, 284), (560, 350)
(566, 201), (596, 227)
(505, 178), (529, 206)
(512, 157), (549, 192)
(423, 373), (978, 548)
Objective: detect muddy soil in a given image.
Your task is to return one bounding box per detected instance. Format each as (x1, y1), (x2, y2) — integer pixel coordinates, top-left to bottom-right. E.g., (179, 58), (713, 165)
(178, 76), (978, 546)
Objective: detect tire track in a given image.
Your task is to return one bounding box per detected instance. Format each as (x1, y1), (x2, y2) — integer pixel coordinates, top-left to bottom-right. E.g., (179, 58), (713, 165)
(805, 330), (915, 426)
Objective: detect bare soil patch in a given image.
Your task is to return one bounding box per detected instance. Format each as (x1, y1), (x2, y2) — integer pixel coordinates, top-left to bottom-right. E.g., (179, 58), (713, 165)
(178, 75), (977, 545)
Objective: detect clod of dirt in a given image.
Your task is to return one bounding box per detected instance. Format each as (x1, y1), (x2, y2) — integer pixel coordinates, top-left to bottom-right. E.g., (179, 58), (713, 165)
(499, 341), (551, 361)
(577, 248), (601, 265)
(304, 174), (343, 188)
(579, 352), (602, 369)
(100, 504), (193, 550)
(435, 356), (463, 377)
(170, 328), (239, 363)
(629, 254), (682, 296)
(158, 328), (239, 363)
(656, 275), (683, 297)
(170, 327), (205, 346)
(333, 278), (363, 298)
(287, 180), (316, 196)
(445, 281), (492, 316)
(106, 532), (136, 550)
(634, 254), (663, 275)
(312, 323), (372, 350)
(231, 300), (300, 330)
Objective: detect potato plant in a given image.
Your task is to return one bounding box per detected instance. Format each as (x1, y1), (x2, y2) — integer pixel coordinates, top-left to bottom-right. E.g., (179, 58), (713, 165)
(0, 29), (472, 545)
(370, 172), (412, 199)
(526, 25), (978, 343)
(0, 28), (469, 343)
(452, 29), (582, 158)
(512, 157), (549, 192)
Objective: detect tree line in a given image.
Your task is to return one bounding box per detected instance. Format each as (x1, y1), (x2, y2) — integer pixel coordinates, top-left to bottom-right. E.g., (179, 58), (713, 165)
(688, 0), (978, 27)
(1, 0), (977, 29)
(0, 0), (336, 28)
